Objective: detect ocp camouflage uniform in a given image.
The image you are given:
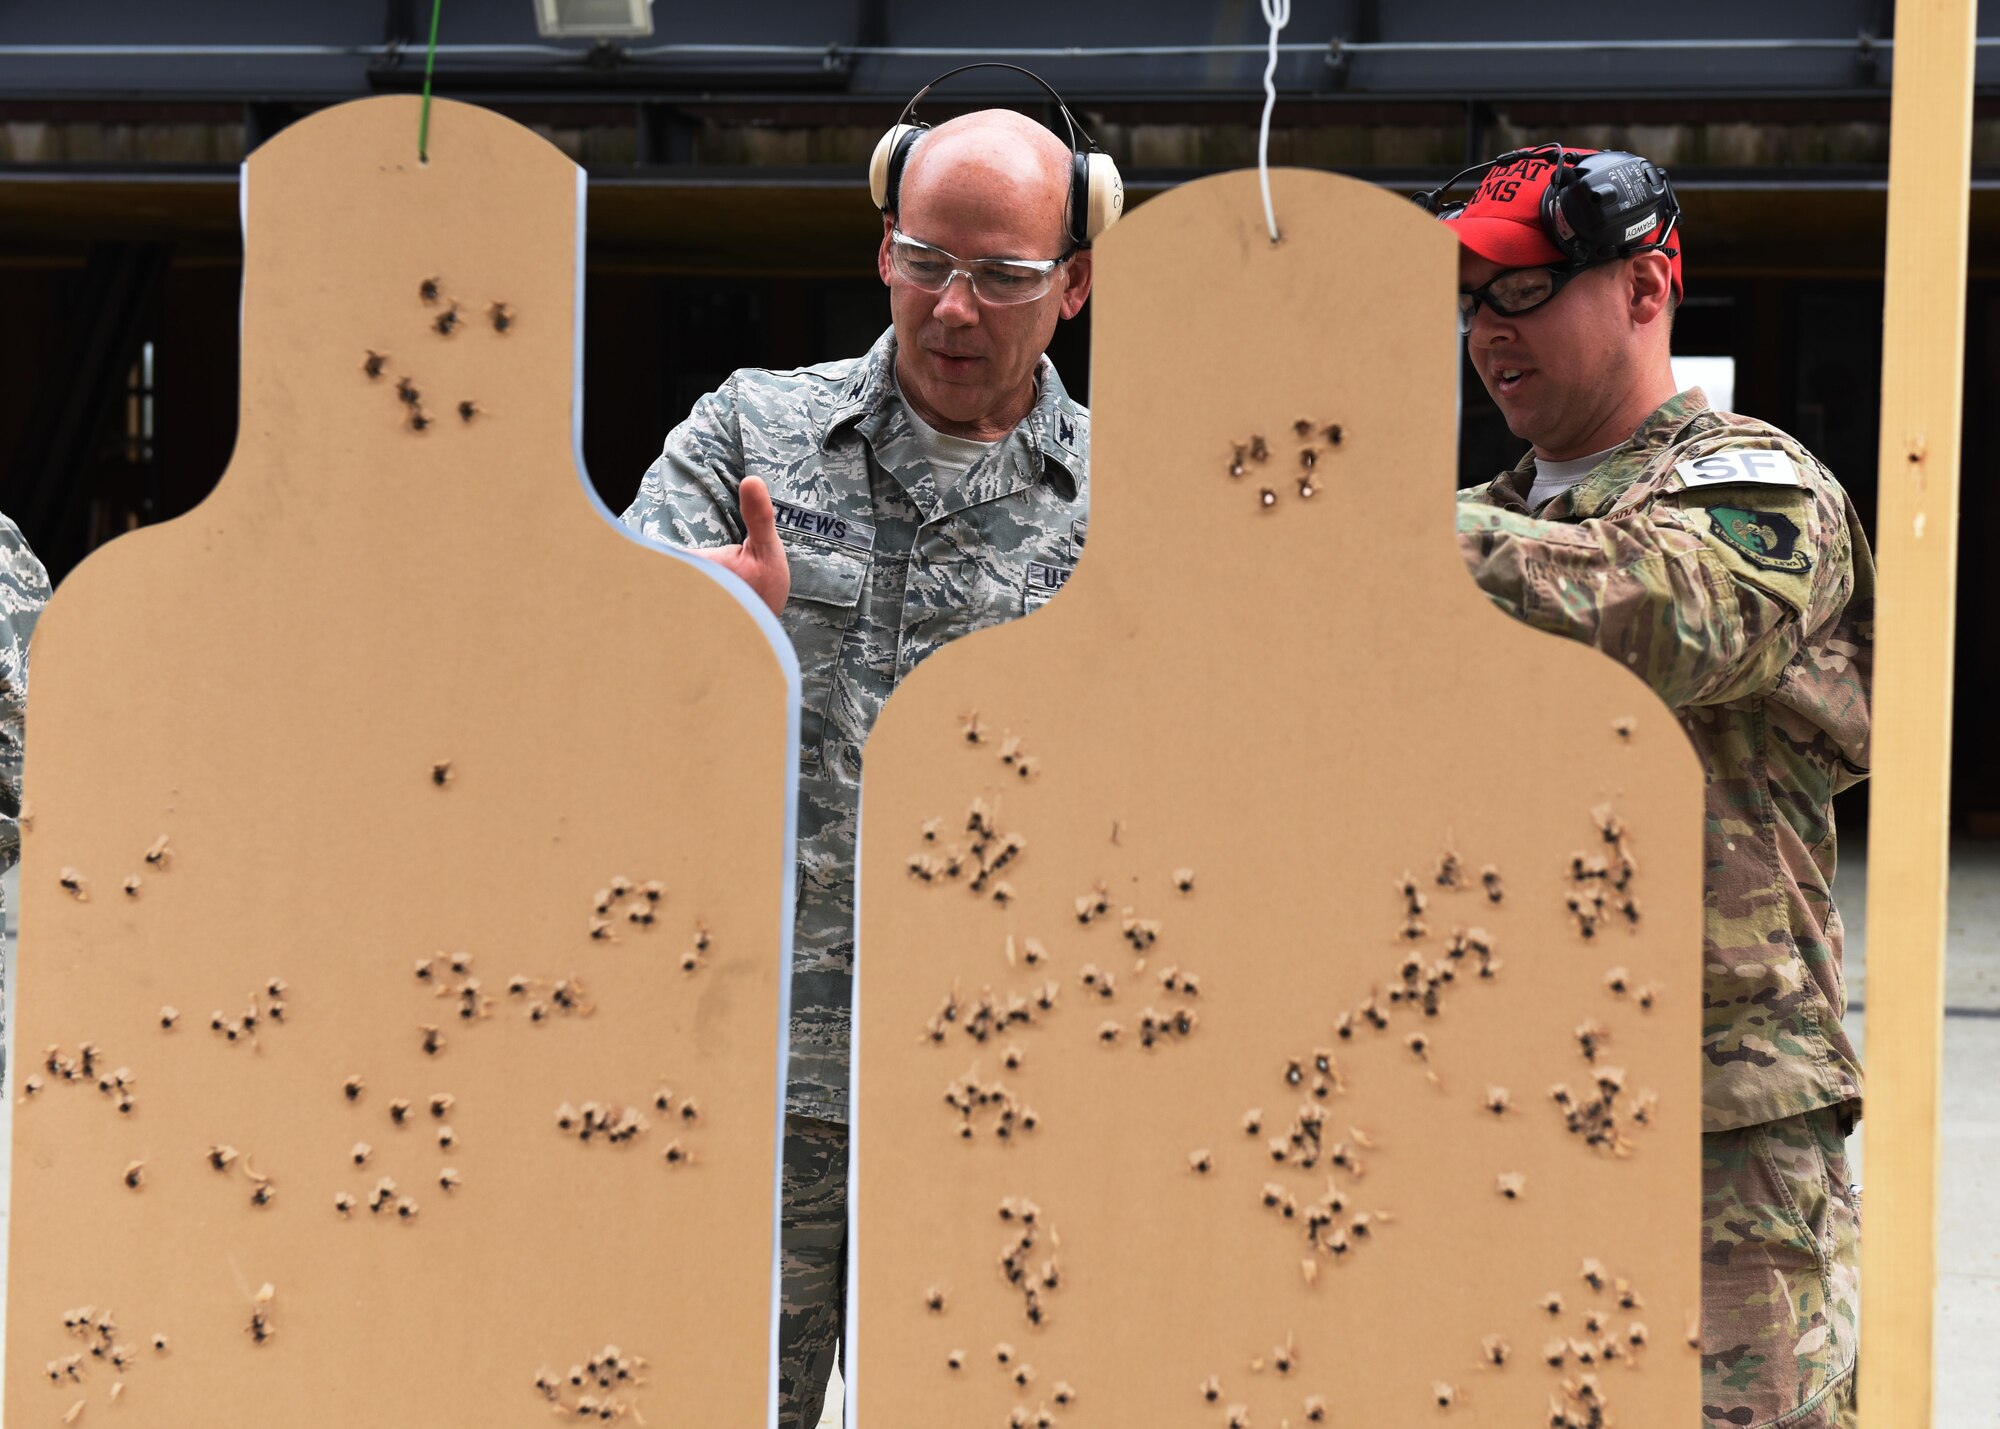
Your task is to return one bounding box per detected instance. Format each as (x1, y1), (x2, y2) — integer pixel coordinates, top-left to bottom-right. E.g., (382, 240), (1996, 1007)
(621, 326), (1088, 1428)
(1458, 388), (1869, 1428)
(0, 511), (52, 1089)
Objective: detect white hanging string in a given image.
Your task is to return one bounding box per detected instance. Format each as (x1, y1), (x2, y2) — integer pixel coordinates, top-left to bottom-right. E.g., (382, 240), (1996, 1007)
(1257, 0), (1291, 243)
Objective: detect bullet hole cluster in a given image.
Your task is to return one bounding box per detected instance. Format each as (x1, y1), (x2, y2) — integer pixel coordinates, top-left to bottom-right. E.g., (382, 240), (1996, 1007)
(54, 834), (177, 904)
(1195, 1334), (1330, 1428)
(1510, 1258), (1666, 1427)
(532, 1345), (650, 1422)
(198, 976), (294, 1047)
(995, 1196), (1063, 1330)
(1564, 804), (1641, 940)
(1243, 1079), (1390, 1279)
(1227, 416), (1344, 509)
(908, 793), (1027, 909)
(22, 1042), (138, 1116)
(1549, 1053), (1658, 1158)
(42, 1304), (166, 1418)
(551, 1086), (702, 1168)
(359, 275), (515, 433)
(943, 1070), (1040, 1145)
(586, 872), (674, 942)
(412, 950), (510, 1042)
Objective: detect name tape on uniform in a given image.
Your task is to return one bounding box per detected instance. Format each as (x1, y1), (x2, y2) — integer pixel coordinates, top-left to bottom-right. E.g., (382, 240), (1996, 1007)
(1674, 450), (1802, 489)
(772, 499), (876, 553)
(1024, 560), (1073, 609)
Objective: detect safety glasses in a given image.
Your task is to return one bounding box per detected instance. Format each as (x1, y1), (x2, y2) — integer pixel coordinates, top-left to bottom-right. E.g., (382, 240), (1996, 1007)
(889, 229), (1073, 306)
(1458, 261), (1595, 335)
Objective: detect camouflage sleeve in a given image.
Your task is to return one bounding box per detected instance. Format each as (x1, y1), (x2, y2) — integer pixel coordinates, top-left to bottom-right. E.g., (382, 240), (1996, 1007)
(1456, 469), (1851, 710)
(619, 378), (749, 549)
(0, 513), (52, 873)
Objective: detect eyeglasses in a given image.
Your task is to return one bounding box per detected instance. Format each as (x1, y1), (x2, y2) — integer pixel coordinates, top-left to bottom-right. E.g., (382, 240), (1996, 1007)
(888, 229), (1074, 306)
(1458, 262), (1596, 335)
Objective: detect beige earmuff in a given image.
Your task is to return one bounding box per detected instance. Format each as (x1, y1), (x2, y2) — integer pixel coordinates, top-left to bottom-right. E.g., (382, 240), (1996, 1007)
(1081, 149), (1124, 243)
(869, 122), (921, 212)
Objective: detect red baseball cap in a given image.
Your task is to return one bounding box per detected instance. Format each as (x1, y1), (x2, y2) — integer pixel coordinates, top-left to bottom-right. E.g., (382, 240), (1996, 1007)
(1443, 147), (1683, 301)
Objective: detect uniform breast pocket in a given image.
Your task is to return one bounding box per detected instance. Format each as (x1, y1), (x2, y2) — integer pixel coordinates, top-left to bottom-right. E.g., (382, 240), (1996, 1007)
(779, 539), (869, 773)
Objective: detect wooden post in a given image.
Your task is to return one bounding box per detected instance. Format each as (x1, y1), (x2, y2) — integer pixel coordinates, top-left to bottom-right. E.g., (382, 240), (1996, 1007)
(1860, 2), (1975, 1423)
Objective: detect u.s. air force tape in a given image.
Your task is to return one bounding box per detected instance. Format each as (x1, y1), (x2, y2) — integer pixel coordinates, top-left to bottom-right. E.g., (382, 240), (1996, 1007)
(1673, 449), (1802, 489)
(771, 499), (876, 553)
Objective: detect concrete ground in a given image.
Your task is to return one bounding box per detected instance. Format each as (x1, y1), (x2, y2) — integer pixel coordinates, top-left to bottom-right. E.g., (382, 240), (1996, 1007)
(2, 848), (1996, 1426)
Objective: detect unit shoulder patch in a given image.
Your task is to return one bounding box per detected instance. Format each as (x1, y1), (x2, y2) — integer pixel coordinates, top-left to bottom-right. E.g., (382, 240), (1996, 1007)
(1704, 504), (1813, 574)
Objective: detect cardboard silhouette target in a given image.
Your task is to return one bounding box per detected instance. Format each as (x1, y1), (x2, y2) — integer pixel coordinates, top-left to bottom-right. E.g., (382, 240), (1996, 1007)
(851, 170), (1702, 1427)
(6, 97), (797, 1427)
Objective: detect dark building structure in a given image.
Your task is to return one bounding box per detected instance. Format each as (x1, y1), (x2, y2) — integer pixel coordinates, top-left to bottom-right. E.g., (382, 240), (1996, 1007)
(1, 1), (1994, 820)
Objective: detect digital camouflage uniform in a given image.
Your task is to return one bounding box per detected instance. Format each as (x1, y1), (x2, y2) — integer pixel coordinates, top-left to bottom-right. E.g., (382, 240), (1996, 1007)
(0, 512), (52, 1089)
(1458, 389), (1870, 1428)
(621, 326), (1088, 1428)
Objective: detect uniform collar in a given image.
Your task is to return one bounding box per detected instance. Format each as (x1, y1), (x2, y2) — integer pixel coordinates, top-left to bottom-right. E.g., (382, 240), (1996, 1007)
(1487, 387), (1712, 518)
(823, 328), (1084, 503)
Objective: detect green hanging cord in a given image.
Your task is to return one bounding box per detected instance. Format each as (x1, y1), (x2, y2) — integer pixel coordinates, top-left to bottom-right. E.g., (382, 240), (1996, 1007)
(417, 0), (444, 161)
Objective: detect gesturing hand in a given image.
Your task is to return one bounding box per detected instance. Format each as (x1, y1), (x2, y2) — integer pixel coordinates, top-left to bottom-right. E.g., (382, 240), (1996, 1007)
(693, 476), (791, 617)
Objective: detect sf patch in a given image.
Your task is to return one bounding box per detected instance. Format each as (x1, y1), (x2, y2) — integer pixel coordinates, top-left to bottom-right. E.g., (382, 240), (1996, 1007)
(1705, 504), (1812, 574)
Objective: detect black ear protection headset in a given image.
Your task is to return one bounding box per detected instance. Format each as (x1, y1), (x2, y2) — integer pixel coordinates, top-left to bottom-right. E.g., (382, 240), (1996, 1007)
(1413, 143), (1680, 267)
(869, 63), (1125, 250)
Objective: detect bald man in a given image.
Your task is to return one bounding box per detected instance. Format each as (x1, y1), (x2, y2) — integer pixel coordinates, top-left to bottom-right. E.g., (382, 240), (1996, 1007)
(621, 108), (1093, 1424)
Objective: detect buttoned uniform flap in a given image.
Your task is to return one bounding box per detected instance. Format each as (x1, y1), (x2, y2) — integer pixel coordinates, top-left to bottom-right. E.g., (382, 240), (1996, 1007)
(781, 536), (868, 608)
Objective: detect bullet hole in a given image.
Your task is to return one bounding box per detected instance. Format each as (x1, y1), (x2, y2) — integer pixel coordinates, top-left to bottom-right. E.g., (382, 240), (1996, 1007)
(1433, 1381), (1456, 1408)
(58, 868), (89, 900)
(335, 1192), (356, 1215)
(363, 350), (388, 379)
(431, 762), (453, 788)
(344, 1075), (364, 1101)
(1497, 1172), (1525, 1200)
(351, 1142), (372, 1166)
(123, 876), (142, 898)
(1259, 487), (1277, 508)
(247, 1283), (275, 1345)
(458, 400), (480, 423)
(123, 1161), (144, 1190)
(419, 277), (441, 304)
(159, 1006), (178, 1030)
(1189, 1148), (1213, 1174)
(489, 302), (514, 333)
(434, 303), (462, 337)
